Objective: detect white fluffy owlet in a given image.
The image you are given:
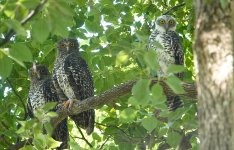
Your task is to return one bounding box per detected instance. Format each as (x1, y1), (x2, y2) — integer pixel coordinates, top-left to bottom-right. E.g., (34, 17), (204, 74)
(148, 15), (184, 79)
(148, 15), (184, 111)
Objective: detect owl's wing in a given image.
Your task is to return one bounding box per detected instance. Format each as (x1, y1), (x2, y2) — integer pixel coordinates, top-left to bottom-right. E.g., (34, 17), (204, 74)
(65, 54), (95, 134)
(65, 55), (94, 99)
(42, 79), (59, 113)
(170, 32), (184, 65)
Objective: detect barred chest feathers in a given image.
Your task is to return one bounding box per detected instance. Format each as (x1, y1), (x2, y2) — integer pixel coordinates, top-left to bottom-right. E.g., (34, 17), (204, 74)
(153, 32), (176, 75)
(55, 58), (76, 100)
(29, 84), (46, 112)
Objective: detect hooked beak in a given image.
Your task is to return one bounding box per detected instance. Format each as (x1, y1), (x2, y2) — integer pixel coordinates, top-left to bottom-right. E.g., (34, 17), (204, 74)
(165, 24), (169, 33)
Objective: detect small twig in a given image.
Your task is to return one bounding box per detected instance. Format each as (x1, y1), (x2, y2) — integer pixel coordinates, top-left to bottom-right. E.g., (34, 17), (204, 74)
(163, 2), (186, 15)
(77, 127), (93, 148)
(0, 0), (48, 47)
(99, 136), (111, 150)
(6, 78), (28, 120)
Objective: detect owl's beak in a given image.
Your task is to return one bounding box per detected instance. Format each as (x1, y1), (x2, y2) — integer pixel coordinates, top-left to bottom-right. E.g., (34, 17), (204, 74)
(165, 24), (169, 33)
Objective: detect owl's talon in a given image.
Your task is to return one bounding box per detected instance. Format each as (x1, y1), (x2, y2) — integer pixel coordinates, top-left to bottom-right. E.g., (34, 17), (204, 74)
(63, 99), (79, 110)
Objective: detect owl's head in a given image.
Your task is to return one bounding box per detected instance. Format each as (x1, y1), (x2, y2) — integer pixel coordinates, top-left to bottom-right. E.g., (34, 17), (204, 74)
(155, 15), (177, 33)
(29, 64), (50, 81)
(57, 38), (79, 55)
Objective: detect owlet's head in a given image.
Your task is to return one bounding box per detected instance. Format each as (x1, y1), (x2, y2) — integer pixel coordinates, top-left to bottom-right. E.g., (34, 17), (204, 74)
(155, 15), (177, 33)
(57, 38), (79, 55)
(29, 64), (50, 81)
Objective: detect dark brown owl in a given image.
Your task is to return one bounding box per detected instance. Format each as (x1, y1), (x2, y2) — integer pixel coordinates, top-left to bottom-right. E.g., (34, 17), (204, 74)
(27, 64), (69, 149)
(53, 38), (95, 135)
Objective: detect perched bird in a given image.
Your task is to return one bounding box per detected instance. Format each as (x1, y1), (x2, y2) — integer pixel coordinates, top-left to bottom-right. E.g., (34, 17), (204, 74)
(53, 38), (95, 135)
(27, 64), (69, 149)
(148, 15), (184, 111)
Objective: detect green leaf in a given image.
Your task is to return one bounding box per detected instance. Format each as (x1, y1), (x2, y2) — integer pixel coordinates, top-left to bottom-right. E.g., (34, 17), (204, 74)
(116, 51), (129, 66)
(151, 84), (167, 106)
(32, 19), (51, 43)
(92, 132), (101, 142)
(144, 50), (159, 71)
(165, 76), (185, 94)
(44, 122), (53, 135)
(102, 117), (118, 125)
(46, 134), (62, 149)
(21, 0), (40, 9)
(9, 43), (32, 67)
(151, 40), (163, 49)
(4, 19), (26, 36)
(43, 102), (57, 112)
(0, 53), (13, 79)
(20, 145), (36, 150)
(46, 112), (58, 118)
(166, 131), (182, 148)
(119, 108), (137, 123)
(132, 79), (150, 105)
(141, 116), (157, 132)
(33, 134), (46, 149)
(167, 65), (185, 74)
(220, 0), (228, 9)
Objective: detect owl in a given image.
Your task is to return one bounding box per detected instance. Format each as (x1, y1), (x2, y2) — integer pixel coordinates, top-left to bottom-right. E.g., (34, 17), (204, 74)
(148, 15), (184, 110)
(27, 64), (69, 149)
(53, 38), (95, 135)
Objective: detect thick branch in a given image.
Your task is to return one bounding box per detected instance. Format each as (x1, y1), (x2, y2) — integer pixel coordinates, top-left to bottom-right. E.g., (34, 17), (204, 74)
(10, 79), (196, 150)
(0, 0), (48, 47)
(53, 80), (197, 128)
(163, 2), (186, 15)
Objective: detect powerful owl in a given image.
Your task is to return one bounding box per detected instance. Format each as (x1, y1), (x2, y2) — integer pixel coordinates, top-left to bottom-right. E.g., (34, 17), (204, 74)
(148, 15), (184, 110)
(27, 64), (68, 149)
(53, 38), (95, 135)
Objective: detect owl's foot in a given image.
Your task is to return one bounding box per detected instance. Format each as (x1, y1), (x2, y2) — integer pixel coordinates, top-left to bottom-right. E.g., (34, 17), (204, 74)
(63, 99), (80, 110)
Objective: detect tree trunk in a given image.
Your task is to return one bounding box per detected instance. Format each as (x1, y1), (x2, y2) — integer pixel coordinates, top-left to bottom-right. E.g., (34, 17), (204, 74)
(194, 1), (234, 149)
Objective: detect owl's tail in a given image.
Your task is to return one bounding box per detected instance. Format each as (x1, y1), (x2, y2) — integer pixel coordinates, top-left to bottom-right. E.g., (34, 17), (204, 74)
(167, 95), (183, 111)
(70, 109), (95, 135)
(53, 117), (69, 149)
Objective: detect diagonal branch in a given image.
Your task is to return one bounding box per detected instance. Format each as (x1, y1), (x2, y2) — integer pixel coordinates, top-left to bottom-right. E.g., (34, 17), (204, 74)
(6, 78), (28, 120)
(0, 0), (48, 47)
(8, 79), (197, 150)
(53, 79), (197, 128)
(163, 2), (186, 15)
(77, 127), (93, 148)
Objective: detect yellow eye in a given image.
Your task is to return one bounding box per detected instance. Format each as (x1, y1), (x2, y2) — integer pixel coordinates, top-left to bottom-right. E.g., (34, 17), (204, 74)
(70, 42), (74, 47)
(160, 19), (165, 24)
(169, 20), (174, 25)
(61, 44), (66, 48)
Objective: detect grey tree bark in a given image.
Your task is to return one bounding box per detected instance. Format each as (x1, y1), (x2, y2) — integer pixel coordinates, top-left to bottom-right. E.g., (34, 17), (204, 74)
(194, 1), (234, 149)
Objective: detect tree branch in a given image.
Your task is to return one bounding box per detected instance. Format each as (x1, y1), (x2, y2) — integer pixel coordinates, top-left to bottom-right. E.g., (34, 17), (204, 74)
(53, 79), (197, 128)
(163, 2), (186, 15)
(99, 135), (111, 150)
(0, 0), (48, 47)
(77, 127), (93, 148)
(6, 78), (28, 120)
(9, 79), (196, 150)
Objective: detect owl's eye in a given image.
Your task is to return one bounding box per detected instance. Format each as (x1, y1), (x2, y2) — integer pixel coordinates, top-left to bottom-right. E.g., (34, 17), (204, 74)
(160, 19), (165, 24)
(69, 42), (74, 47)
(61, 44), (66, 48)
(169, 20), (174, 25)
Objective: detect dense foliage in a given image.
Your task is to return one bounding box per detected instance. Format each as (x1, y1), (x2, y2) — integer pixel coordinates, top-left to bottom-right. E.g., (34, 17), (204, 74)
(0, 0), (197, 149)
